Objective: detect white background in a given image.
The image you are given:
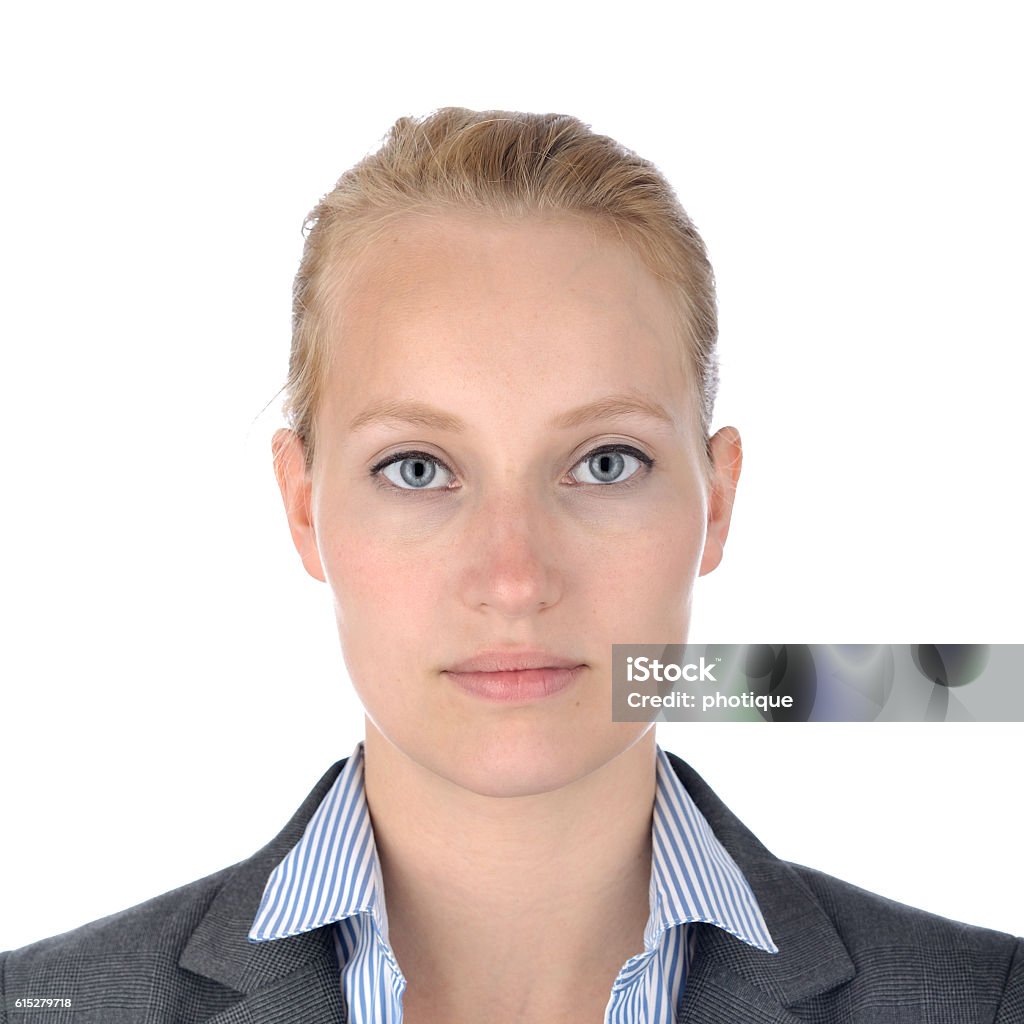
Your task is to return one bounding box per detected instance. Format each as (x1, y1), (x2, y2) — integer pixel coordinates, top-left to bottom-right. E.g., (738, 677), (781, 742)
(1, 1), (1021, 952)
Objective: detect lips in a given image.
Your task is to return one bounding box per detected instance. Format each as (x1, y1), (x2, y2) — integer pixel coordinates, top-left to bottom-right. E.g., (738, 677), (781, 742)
(441, 649), (587, 703)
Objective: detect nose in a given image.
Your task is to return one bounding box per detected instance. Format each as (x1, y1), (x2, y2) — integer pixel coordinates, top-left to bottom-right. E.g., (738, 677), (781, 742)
(458, 488), (565, 618)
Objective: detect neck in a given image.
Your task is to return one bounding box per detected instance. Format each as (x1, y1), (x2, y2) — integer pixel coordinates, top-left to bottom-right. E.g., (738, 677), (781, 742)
(361, 723), (658, 1012)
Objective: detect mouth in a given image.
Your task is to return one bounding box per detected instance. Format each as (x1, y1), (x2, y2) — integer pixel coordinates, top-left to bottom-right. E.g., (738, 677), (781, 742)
(442, 649), (586, 703)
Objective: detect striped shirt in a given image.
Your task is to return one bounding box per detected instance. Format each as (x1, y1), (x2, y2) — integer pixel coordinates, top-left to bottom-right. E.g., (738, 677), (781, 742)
(248, 744), (777, 1022)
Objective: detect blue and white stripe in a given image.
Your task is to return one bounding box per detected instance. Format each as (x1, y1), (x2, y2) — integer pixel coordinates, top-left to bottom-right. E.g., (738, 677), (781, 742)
(249, 743), (776, 1022)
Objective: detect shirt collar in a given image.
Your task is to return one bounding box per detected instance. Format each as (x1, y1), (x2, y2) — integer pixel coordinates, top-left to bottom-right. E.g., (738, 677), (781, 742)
(249, 742), (776, 955)
(648, 746), (777, 953)
(248, 742), (386, 944)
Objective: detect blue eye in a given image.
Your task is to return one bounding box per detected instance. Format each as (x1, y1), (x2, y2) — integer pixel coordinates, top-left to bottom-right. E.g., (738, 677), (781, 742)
(570, 445), (652, 485)
(372, 451), (455, 491)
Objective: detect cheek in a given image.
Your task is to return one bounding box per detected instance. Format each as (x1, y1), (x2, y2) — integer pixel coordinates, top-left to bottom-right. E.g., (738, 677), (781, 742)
(593, 496), (705, 623)
(317, 512), (442, 660)
(658, 501), (706, 586)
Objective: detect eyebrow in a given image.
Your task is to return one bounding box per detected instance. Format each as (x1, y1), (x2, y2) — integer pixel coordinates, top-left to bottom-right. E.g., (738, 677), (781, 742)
(345, 392), (677, 434)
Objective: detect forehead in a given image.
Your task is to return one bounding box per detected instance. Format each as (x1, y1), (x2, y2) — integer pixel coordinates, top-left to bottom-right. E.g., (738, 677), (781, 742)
(319, 211), (694, 432)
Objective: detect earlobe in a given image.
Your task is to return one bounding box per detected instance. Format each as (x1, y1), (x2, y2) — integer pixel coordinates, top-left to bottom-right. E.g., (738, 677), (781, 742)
(698, 427), (743, 577)
(271, 428), (326, 583)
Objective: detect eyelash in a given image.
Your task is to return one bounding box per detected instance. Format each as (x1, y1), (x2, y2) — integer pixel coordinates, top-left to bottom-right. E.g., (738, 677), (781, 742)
(369, 444), (655, 493)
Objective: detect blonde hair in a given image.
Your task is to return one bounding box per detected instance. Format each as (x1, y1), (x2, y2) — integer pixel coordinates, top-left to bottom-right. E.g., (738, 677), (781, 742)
(282, 107), (720, 475)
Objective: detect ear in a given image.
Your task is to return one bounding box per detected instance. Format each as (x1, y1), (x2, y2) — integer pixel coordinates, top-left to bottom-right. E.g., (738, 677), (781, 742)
(698, 426), (743, 577)
(271, 428), (326, 583)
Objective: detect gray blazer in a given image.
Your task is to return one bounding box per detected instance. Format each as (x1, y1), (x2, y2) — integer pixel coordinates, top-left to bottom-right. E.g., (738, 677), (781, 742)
(3, 752), (1022, 1023)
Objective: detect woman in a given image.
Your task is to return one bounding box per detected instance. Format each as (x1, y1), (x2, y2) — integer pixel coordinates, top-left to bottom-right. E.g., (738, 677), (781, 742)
(266, 106), (751, 1023)
(2, 108), (1020, 1024)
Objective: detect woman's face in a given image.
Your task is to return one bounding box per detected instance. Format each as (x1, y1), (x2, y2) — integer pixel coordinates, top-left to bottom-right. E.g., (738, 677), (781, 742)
(275, 212), (741, 798)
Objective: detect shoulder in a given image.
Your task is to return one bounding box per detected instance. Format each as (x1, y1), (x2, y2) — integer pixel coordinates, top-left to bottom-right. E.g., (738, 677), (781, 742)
(786, 861), (1024, 1021)
(662, 750), (1023, 1020)
(1, 863), (239, 1023)
(5, 864), (233, 959)
(0, 759), (349, 1023)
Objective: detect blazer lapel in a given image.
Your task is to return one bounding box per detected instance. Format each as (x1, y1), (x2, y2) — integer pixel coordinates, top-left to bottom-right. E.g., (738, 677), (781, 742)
(196, 956), (345, 1024)
(178, 758), (351, 1024)
(666, 753), (856, 1023)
